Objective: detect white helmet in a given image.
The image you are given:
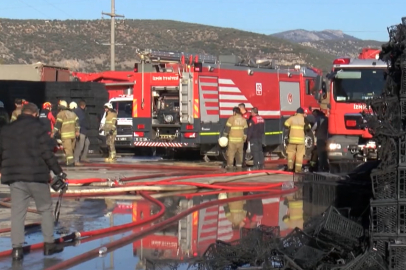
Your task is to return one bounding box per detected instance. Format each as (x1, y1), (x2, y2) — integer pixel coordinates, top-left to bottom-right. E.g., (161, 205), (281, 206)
(0, 101), (4, 108)
(69, 101), (77, 110)
(59, 100), (68, 108)
(218, 137), (228, 147)
(104, 103), (113, 109)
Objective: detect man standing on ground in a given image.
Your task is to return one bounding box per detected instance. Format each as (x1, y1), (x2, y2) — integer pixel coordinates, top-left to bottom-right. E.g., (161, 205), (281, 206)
(247, 107), (265, 169)
(52, 100), (80, 166)
(0, 103), (65, 261)
(102, 103), (118, 163)
(284, 108), (311, 173)
(238, 103), (251, 167)
(222, 107), (248, 170)
(74, 100), (90, 165)
(312, 110), (329, 172)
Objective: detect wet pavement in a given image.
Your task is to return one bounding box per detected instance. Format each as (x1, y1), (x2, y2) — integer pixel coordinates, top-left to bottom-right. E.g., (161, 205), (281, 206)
(0, 189), (300, 270)
(0, 157), (295, 270)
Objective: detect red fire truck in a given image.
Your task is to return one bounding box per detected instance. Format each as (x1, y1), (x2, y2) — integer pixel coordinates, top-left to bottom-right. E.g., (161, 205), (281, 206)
(321, 48), (385, 166)
(130, 193), (299, 262)
(73, 50), (323, 160)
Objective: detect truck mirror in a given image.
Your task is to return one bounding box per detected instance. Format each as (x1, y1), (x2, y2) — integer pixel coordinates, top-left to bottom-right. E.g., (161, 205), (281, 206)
(312, 75), (323, 101)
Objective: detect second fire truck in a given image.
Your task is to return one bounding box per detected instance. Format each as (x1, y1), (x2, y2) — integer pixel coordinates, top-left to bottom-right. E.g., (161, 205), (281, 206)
(320, 48), (386, 166)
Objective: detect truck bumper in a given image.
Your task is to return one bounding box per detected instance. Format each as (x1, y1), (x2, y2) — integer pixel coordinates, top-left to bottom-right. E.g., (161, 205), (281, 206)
(327, 135), (377, 162)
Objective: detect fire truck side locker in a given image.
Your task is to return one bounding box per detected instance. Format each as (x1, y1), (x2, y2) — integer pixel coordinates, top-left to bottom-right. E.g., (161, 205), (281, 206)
(179, 72), (194, 124)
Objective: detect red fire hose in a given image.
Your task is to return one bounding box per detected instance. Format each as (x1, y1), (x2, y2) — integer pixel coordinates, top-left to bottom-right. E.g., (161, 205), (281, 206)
(45, 189), (296, 270)
(66, 169), (292, 185)
(66, 171), (206, 185)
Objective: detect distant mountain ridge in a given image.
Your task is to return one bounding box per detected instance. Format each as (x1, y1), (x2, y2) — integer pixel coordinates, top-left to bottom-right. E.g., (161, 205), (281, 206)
(272, 29), (361, 42)
(272, 29), (384, 58)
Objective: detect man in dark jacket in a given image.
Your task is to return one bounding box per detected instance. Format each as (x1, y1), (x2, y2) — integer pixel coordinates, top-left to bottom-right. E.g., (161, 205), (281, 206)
(0, 103), (66, 261)
(73, 100), (90, 165)
(247, 107), (265, 169)
(312, 110), (329, 172)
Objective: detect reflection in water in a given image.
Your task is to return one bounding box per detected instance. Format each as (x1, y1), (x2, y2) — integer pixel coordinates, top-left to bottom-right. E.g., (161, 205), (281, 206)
(128, 190), (302, 268)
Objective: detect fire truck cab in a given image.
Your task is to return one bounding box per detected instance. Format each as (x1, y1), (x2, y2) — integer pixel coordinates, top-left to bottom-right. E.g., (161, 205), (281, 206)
(322, 48), (386, 164)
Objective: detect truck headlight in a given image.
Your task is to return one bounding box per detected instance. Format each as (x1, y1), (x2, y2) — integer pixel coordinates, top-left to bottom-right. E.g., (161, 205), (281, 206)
(329, 143), (341, 150)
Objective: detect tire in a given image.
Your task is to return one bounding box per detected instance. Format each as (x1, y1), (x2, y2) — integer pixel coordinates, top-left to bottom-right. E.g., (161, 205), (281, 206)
(304, 131), (315, 159)
(279, 129), (314, 160)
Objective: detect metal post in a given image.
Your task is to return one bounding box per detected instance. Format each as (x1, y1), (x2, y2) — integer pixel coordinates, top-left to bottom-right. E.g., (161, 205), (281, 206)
(102, 0), (124, 71)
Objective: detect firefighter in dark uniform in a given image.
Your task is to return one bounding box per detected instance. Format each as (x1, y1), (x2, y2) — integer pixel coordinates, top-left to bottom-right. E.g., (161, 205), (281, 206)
(238, 103), (251, 167)
(247, 107), (265, 169)
(312, 110), (329, 171)
(222, 107), (248, 170)
(39, 102), (56, 135)
(284, 108), (311, 173)
(309, 110), (320, 171)
(39, 102), (57, 151)
(0, 101), (9, 130)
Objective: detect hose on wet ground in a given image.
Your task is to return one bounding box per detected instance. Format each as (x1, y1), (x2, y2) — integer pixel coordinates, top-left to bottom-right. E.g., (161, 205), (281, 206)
(44, 188), (297, 270)
(0, 170), (293, 259)
(0, 191), (166, 257)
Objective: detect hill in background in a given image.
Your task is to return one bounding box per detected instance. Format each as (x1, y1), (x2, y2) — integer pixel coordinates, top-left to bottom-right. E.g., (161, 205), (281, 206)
(0, 19), (385, 73)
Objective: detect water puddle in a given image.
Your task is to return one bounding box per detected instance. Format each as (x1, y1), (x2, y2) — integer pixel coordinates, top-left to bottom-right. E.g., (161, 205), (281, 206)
(0, 189), (307, 269)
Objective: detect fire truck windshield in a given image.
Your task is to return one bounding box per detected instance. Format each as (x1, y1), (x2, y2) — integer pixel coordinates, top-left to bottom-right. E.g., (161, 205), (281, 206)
(111, 101), (132, 118)
(333, 68), (386, 102)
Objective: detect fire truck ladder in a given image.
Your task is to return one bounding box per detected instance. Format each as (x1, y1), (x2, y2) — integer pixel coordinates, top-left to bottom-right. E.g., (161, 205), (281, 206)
(178, 199), (194, 255)
(179, 72), (194, 124)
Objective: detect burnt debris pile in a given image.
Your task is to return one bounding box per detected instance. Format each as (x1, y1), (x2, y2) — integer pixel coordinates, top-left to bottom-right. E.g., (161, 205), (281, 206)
(366, 18), (406, 270)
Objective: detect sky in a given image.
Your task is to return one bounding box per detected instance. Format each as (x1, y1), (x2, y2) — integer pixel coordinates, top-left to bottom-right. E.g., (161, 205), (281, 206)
(0, 0), (405, 41)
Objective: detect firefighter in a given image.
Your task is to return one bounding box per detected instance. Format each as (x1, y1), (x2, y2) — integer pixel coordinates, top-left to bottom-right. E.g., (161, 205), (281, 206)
(312, 110), (329, 172)
(222, 107), (248, 170)
(102, 103), (118, 163)
(309, 110), (319, 171)
(282, 195), (304, 230)
(284, 107), (311, 173)
(238, 103), (251, 167)
(222, 192), (247, 230)
(0, 101), (9, 130)
(247, 107), (265, 169)
(10, 98), (24, 122)
(52, 100), (80, 166)
(39, 102), (56, 135)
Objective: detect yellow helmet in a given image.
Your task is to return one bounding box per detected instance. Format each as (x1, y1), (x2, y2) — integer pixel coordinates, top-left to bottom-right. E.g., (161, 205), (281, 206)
(59, 100), (68, 108)
(69, 101), (77, 110)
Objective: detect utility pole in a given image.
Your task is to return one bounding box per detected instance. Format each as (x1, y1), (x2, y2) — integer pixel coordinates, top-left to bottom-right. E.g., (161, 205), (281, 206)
(102, 0), (124, 71)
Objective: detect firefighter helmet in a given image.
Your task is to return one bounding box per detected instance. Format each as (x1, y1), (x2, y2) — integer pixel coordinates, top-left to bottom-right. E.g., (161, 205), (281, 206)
(43, 102), (52, 110)
(104, 103), (113, 109)
(0, 101), (4, 108)
(59, 100), (68, 108)
(69, 101), (77, 110)
(218, 136), (228, 147)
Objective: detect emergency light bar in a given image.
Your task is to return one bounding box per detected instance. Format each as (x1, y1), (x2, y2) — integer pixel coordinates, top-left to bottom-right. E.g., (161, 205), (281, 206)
(149, 50), (217, 64)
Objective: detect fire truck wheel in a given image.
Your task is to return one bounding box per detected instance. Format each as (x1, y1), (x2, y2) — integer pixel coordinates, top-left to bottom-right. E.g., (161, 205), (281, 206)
(304, 131), (315, 159)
